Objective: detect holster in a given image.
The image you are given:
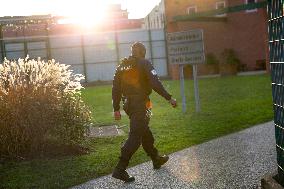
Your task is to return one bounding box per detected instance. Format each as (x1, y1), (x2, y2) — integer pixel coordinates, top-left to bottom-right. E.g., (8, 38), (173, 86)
(122, 97), (130, 115)
(122, 95), (152, 116)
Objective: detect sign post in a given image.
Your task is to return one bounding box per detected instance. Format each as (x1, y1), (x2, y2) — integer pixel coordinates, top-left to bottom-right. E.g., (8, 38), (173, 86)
(192, 64), (200, 112)
(167, 29), (205, 113)
(179, 64), (186, 112)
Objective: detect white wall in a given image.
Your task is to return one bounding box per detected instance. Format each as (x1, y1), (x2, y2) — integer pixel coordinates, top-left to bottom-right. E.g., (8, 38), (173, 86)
(27, 41), (47, 59)
(2, 28), (168, 82)
(5, 43), (25, 60)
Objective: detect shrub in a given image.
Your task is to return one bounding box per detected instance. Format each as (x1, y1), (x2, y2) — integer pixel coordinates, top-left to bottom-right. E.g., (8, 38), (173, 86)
(221, 49), (240, 65)
(0, 57), (91, 159)
(205, 53), (219, 65)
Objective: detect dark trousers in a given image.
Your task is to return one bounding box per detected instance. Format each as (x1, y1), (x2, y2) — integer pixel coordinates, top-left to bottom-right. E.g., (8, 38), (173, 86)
(117, 99), (158, 169)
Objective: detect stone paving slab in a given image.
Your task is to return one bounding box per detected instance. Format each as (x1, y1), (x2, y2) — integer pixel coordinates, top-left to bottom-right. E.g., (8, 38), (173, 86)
(72, 121), (277, 189)
(87, 125), (125, 138)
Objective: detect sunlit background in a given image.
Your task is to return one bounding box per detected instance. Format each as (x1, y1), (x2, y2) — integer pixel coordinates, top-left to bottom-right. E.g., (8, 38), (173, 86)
(1, 0), (161, 27)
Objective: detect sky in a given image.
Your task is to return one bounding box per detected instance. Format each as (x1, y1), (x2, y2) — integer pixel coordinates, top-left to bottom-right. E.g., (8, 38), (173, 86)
(0, 0), (161, 19)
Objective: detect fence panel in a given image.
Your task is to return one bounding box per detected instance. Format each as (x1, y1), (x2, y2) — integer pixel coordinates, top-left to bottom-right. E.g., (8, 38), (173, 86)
(27, 41), (47, 59)
(5, 43), (25, 60)
(268, 0), (284, 185)
(83, 32), (115, 45)
(50, 48), (83, 65)
(117, 30), (149, 43)
(84, 44), (117, 63)
(0, 29), (168, 81)
(86, 62), (117, 81)
(49, 35), (81, 48)
(152, 58), (168, 76)
(150, 29), (165, 41)
(69, 64), (85, 75)
(151, 40), (166, 58)
(5, 51), (25, 60)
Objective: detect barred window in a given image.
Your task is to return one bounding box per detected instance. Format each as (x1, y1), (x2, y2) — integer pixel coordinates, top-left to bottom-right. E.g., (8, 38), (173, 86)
(186, 6), (197, 15)
(216, 1), (226, 17)
(245, 0), (257, 13)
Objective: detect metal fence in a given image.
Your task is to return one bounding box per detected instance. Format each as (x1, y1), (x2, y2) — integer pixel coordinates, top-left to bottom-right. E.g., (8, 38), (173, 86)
(268, 0), (284, 184)
(0, 28), (168, 82)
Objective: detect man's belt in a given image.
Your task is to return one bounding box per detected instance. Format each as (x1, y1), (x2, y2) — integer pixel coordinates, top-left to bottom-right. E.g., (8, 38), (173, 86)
(123, 95), (152, 109)
(124, 95), (147, 100)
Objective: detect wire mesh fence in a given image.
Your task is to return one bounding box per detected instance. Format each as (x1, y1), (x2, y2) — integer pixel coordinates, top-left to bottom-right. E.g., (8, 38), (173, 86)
(268, 0), (284, 184)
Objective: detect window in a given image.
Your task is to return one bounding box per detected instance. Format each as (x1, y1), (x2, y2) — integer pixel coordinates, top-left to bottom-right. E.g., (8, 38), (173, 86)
(216, 1), (226, 17)
(186, 6), (197, 15)
(245, 0), (257, 13)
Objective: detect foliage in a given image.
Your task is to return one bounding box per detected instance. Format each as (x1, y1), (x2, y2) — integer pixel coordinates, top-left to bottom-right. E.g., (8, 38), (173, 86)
(221, 49), (241, 65)
(256, 59), (266, 70)
(0, 57), (91, 159)
(205, 53), (219, 65)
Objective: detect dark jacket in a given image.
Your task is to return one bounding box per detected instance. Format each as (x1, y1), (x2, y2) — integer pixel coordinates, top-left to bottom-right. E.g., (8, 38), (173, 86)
(112, 56), (171, 111)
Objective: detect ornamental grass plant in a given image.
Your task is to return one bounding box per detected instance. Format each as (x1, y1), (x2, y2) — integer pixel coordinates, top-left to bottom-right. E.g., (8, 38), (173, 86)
(0, 57), (91, 159)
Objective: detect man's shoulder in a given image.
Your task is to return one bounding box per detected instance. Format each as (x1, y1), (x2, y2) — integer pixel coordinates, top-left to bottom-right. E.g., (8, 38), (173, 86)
(138, 58), (152, 68)
(116, 57), (129, 71)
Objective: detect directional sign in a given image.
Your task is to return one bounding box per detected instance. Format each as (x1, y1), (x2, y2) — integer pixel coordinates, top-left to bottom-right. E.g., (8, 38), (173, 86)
(167, 30), (205, 65)
(167, 29), (203, 113)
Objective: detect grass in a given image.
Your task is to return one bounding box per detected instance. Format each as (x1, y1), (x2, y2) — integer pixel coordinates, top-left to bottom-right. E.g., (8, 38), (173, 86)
(0, 74), (274, 189)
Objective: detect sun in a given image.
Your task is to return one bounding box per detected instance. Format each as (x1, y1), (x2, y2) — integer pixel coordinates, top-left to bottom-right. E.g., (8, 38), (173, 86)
(57, 1), (106, 28)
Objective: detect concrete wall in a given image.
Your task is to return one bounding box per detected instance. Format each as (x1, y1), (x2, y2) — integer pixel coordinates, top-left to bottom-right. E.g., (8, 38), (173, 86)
(2, 29), (168, 82)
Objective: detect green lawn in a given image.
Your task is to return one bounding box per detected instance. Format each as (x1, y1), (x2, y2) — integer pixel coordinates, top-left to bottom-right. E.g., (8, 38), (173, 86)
(0, 74), (274, 189)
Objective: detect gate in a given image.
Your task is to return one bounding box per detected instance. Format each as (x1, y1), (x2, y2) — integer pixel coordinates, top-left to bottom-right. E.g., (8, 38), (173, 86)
(268, 0), (284, 184)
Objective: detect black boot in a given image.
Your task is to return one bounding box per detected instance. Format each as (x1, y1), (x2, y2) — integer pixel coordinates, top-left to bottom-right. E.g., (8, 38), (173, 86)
(152, 155), (169, 169)
(112, 167), (135, 182)
(112, 158), (135, 182)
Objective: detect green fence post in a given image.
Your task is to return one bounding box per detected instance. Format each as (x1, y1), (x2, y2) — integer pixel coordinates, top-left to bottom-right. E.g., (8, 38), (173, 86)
(267, 0), (284, 185)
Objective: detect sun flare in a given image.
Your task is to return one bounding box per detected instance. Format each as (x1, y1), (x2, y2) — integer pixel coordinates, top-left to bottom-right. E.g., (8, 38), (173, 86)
(57, 1), (106, 28)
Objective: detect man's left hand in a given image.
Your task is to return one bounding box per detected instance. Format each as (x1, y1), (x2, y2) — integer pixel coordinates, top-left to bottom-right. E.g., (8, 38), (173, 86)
(169, 98), (177, 108)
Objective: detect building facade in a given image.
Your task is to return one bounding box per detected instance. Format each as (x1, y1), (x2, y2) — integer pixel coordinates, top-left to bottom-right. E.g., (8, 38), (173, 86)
(103, 4), (143, 31)
(143, 0), (166, 29)
(1, 4), (143, 38)
(164, 0), (268, 79)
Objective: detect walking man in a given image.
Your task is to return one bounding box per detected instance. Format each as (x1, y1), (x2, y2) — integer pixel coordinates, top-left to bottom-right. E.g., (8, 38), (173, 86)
(112, 42), (177, 182)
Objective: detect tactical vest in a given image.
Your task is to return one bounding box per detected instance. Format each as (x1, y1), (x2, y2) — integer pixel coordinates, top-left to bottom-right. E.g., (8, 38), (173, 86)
(118, 56), (151, 99)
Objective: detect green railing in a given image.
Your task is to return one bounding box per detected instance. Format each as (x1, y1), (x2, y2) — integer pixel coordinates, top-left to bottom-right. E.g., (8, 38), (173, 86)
(173, 1), (267, 22)
(268, 0), (284, 185)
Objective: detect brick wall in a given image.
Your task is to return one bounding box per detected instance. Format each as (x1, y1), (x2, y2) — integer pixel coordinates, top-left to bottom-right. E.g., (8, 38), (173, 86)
(165, 0), (268, 79)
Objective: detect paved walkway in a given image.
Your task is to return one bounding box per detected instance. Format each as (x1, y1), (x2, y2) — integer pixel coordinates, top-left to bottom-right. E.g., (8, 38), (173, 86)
(72, 121), (277, 189)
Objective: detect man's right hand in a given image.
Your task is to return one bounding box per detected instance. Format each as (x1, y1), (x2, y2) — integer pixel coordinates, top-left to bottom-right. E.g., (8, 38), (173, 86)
(169, 98), (177, 108)
(114, 111), (121, 120)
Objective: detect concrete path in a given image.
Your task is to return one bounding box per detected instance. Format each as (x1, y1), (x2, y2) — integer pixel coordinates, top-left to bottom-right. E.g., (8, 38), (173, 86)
(72, 121), (277, 189)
